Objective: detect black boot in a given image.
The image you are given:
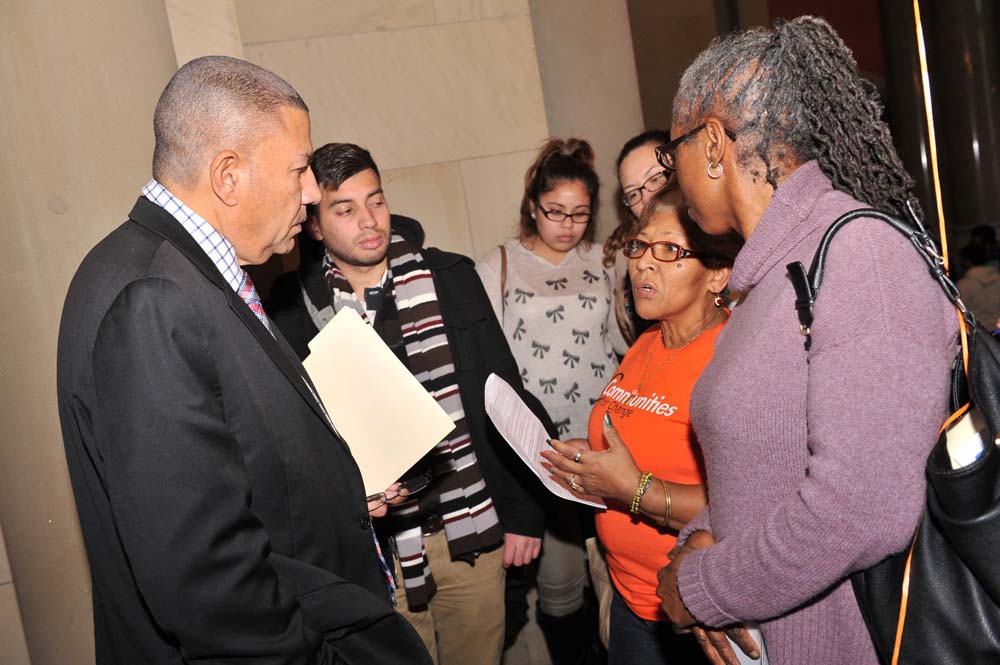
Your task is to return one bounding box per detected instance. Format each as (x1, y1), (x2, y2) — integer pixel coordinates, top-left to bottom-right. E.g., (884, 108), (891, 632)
(503, 566), (530, 650)
(537, 600), (607, 665)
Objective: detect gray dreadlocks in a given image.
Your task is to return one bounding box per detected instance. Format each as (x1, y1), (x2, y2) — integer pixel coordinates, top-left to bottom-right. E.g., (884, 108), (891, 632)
(673, 16), (917, 220)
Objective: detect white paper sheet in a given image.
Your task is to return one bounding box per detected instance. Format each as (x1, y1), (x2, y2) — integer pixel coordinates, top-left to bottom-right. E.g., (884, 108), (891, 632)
(945, 406), (991, 469)
(303, 308), (455, 495)
(484, 373), (605, 509)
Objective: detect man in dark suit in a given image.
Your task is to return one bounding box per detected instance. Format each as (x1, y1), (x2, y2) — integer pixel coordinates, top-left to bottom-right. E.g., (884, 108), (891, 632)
(56, 56), (431, 665)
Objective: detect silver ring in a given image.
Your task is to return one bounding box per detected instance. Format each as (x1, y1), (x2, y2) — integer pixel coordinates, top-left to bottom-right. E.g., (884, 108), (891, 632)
(568, 475), (582, 492)
(573, 450), (583, 464)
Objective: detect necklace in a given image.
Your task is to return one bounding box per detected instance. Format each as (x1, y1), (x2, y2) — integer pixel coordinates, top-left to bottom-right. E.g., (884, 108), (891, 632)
(629, 310), (726, 399)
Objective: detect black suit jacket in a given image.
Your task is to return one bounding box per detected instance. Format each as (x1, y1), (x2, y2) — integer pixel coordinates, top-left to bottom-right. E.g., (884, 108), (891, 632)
(57, 197), (431, 665)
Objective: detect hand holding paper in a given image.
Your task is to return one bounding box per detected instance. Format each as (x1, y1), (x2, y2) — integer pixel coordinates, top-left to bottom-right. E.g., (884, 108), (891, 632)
(484, 373), (605, 509)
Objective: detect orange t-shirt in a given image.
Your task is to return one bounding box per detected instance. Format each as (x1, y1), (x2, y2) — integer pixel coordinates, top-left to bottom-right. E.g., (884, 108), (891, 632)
(589, 321), (722, 621)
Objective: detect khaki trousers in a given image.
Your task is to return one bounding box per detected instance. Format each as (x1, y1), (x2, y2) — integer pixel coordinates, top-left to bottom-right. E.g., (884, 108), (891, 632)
(393, 530), (506, 665)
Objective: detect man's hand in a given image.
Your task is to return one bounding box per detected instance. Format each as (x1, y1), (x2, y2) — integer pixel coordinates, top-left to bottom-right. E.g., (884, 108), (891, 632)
(366, 482), (408, 518)
(502, 533), (542, 567)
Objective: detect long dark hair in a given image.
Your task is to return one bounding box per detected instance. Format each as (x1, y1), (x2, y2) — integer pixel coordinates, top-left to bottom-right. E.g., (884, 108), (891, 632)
(518, 138), (599, 244)
(673, 16), (916, 220)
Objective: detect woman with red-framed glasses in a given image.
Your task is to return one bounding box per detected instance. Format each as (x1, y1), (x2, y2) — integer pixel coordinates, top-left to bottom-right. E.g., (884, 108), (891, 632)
(543, 186), (742, 665)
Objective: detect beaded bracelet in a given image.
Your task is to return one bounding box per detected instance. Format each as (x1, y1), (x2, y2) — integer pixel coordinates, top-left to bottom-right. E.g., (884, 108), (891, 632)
(660, 479), (673, 528)
(630, 471), (654, 514)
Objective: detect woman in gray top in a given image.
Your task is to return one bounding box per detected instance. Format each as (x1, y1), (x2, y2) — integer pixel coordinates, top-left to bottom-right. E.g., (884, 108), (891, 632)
(478, 138), (626, 664)
(654, 16), (957, 665)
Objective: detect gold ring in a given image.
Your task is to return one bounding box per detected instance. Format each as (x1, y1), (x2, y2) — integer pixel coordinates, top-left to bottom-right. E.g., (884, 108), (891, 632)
(573, 450), (583, 463)
(568, 475), (582, 492)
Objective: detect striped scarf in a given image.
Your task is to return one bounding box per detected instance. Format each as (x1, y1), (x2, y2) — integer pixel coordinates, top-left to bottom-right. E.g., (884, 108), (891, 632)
(322, 234), (503, 608)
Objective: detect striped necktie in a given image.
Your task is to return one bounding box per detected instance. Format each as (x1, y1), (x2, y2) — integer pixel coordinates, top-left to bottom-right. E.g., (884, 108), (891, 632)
(237, 270), (271, 333)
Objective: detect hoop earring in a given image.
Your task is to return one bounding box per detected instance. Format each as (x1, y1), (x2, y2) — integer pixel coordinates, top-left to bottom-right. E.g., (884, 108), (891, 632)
(707, 162), (723, 179)
(713, 294), (723, 308)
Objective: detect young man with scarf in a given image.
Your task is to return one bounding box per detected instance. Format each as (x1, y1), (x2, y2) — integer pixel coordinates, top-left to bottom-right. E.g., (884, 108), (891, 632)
(266, 142), (547, 665)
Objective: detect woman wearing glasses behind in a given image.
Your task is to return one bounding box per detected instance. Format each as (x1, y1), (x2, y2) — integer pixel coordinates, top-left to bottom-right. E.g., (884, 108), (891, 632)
(542, 186), (742, 665)
(604, 129), (672, 344)
(477, 138), (626, 665)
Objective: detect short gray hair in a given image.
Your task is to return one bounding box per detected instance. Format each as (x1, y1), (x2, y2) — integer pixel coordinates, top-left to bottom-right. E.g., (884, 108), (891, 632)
(152, 56), (308, 186)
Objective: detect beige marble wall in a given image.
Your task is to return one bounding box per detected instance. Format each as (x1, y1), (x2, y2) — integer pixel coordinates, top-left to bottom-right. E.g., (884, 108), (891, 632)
(164, 0), (244, 65)
(0, 524), (30, 665)
(459, 149), (539, 253)
(237, 0), (547, 259)
(529, 0), (645, 242)
(0, 2), (179, 665)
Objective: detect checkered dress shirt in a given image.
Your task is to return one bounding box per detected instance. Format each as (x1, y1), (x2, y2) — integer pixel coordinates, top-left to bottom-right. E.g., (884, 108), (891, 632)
(142, 180), (243, 292)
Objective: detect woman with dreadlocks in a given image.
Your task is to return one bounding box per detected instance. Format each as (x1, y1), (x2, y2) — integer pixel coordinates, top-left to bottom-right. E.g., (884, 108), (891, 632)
(654, 16), (957, 665)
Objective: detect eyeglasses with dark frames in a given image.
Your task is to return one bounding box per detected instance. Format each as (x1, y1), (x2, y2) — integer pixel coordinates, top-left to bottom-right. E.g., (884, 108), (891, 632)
(621, 170), (670, 207)
(622, 238), (700, 263)
(536, 204), (592, 225)
(655, 124), (737, 171)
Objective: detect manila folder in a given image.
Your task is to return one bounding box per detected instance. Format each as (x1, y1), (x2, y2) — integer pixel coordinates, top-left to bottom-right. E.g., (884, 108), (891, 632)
(303, 308), (455, 496)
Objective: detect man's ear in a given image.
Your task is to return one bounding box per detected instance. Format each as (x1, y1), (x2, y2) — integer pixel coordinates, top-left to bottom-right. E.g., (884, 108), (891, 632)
(304, 214), (323, 241)
(210, 150), (241, 207)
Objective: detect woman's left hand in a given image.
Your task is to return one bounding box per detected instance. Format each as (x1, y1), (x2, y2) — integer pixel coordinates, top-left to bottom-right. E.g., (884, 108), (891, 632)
(690, 625), (761, 665)
(540, 416), (640, 503)
(658, 529), (716, 628)
(656, 542), (698, 627)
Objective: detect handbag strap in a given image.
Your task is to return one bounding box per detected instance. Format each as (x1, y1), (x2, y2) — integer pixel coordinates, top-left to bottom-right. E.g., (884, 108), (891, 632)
(499, 244), (507, 321)
(891, 533), (917, 665)
(786, 200), (973, 352)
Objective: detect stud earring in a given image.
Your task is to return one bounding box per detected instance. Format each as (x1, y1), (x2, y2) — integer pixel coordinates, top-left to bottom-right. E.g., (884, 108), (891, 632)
(707, 162), (723, 179)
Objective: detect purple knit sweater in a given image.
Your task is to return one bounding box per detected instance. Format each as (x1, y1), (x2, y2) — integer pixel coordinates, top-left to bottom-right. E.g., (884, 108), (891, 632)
(676, 162), (957, 665)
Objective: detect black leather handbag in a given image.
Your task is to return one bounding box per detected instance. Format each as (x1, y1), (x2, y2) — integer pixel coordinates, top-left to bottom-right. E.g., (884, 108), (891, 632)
(786, 204), (1000, 665)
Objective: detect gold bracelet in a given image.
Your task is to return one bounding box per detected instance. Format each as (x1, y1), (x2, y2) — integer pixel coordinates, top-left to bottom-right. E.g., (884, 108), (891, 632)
(660, 479), (672, 528)
(630, 471), (654, 514)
